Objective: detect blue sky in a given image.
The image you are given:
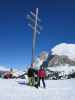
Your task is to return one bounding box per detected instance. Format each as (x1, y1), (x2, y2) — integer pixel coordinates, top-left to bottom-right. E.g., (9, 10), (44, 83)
(0, 0), (75, 69)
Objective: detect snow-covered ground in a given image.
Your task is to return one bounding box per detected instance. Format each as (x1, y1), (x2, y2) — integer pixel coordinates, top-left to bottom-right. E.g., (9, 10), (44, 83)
(0, 79), (75, 100)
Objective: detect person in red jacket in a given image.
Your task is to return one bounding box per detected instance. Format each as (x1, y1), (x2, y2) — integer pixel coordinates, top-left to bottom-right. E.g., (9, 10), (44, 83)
(37, 66), (46, 88)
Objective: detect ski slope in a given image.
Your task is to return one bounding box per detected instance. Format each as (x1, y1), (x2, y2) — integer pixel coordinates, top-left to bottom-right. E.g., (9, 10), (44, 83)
(0, 79), (75, 100)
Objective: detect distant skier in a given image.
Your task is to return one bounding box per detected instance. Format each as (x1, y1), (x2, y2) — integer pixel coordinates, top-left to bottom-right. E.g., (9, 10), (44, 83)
(37, 66), (46, 88)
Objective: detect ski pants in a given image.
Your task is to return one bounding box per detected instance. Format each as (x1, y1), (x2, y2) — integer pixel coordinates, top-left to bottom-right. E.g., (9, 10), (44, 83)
(28, 77), (34, 86)
(38, 77), (46, 88)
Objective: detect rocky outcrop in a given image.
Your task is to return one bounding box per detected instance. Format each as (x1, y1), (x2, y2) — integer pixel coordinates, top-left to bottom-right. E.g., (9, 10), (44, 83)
(48, 55), (75, 67)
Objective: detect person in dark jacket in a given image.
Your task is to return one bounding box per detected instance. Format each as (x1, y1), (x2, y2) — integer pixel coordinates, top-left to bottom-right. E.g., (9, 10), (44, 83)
(37, 66), (46, 88)
(27, 68), (34, 86)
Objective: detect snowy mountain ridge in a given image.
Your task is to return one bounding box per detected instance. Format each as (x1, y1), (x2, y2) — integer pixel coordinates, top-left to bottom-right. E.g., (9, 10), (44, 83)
(51, 43), (75, 61)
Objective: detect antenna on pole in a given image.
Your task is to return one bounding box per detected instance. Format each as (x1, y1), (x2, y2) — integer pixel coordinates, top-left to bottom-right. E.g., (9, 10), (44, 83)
(27, 8), (42, 67)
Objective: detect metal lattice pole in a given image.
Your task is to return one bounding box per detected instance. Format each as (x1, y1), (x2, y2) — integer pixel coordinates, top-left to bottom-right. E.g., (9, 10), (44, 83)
(27, 8), (42, 67)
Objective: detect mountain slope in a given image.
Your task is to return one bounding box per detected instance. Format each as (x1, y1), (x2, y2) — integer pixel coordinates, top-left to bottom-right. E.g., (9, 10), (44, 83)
(48, 55), (75, 67)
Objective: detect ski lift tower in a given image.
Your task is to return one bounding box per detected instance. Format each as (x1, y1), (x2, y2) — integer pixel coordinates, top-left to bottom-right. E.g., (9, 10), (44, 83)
(27, 8), (42, 67)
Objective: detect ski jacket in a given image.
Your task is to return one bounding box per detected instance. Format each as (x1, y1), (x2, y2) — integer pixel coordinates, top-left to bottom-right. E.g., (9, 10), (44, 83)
(38, 69), (46, 78)
(27, 68), (34, 77)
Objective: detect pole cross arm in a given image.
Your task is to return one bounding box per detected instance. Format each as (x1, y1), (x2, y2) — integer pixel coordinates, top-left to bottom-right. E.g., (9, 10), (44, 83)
(30, 11), (41, 22)
(27, 14), (42, 31)
(28, 23), (40, 34)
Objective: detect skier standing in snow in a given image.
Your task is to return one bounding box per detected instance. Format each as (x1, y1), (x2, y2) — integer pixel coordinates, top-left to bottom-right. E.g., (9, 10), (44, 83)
(37, 66), (46, 88)
(27, 67), (34, 86)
